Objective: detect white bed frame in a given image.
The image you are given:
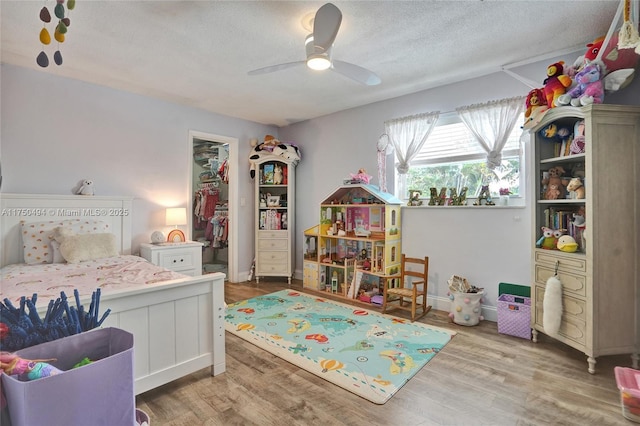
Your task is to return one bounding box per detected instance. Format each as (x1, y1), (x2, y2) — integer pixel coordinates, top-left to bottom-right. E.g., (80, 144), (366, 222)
(0, 193), (226, 395)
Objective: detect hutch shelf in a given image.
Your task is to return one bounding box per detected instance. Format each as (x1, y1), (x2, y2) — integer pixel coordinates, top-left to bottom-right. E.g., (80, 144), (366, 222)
(529, 104), (640, 373)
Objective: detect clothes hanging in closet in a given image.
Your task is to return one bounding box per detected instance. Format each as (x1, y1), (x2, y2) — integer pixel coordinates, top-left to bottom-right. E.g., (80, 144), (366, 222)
(193, 187), (219, 230)
(208, 207), (229, 248)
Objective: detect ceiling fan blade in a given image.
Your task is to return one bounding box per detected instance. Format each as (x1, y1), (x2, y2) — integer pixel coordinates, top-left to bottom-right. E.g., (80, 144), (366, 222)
(331, 60), (381, 86)
(313, 3), (342, 51)
(248, 61), (306, 76)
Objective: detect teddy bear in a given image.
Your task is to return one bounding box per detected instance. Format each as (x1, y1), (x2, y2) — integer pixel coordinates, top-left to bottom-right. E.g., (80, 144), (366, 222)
(542, 166), (569, 200)
(543, 61), (573, 108)
(557, 63), (604, 107)
(566, 177), (585, 199)
(75, 179), (95, 196)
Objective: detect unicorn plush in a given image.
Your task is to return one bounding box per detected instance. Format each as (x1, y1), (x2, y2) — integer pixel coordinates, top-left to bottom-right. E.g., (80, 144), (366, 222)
(557, 63), (604, 107)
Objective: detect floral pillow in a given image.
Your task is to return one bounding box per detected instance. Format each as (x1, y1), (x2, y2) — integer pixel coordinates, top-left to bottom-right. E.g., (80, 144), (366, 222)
(20, 219), (111, 264)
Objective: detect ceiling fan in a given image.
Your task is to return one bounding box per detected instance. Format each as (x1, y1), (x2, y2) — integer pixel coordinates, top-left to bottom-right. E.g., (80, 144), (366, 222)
(248, 3), (381, 86)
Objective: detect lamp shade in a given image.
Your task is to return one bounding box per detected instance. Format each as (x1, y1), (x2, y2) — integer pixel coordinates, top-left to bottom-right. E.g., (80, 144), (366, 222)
(165, 207), (187, 226)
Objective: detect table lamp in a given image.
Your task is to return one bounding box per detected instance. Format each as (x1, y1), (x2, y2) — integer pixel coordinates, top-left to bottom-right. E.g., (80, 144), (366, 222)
(165, 207), (187, 242)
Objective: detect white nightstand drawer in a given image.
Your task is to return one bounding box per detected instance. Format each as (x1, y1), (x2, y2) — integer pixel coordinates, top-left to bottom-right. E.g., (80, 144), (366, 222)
(159, 250), (195, 270)
(140, 242), (203, 276)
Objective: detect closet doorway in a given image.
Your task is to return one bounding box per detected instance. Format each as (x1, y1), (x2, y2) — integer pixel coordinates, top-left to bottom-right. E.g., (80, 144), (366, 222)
(189, 131), (238, 282)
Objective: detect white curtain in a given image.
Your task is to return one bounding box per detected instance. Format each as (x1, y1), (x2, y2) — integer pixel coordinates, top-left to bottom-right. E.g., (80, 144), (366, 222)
(384, 111), (440, 198)
(456, 96), (525, 169)
(385, 112), (440, 174)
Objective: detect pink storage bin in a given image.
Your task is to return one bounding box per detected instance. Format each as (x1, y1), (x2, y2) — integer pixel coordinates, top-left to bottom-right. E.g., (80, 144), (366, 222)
(497, 294), (531, 340)
(615, 367), (640, 423)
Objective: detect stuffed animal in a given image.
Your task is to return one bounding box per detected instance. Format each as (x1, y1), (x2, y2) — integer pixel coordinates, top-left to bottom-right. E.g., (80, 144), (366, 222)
(557, 235), (579, 253)
(543, 61), (573, 107)
(75, 179), (95, 196)
(568, 34), (639, 92)
(524, 88), (548, 119)
(272, 143), (301, 164)
(522, 104), (550, 130)
(248, 138), (301, 178)
(536, 227), (565, 249)
(542, 166), (568, 200)
(566, 177), (585, 199)
(569, 120), (586, 155)
(273, 164), (283, 184)
(557, 63), (604, 107)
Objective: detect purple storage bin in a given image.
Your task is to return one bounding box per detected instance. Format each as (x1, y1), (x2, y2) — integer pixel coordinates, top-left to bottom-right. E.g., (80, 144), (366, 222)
(2, 327), (135, 426)
(497, 294), (531, 340)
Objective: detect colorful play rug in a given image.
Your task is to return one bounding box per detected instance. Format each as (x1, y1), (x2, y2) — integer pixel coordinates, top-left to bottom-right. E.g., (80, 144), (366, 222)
(225, 290), (456, 404)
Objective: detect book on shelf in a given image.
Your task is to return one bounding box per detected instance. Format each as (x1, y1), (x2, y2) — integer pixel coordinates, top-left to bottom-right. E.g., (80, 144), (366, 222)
(263, 164), (274, 184)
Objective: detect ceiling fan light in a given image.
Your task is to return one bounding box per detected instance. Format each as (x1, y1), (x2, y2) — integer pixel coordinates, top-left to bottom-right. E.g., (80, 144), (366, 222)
(307, 54), (331, 71)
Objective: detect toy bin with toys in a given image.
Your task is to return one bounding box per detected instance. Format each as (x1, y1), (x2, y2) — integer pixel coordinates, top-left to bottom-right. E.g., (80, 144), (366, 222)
(615, 366), (640, 423)
(1, 327), (135, 426)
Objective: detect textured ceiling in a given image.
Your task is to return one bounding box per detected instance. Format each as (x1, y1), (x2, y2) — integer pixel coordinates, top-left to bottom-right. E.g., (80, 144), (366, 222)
(0, 1), (622, 127)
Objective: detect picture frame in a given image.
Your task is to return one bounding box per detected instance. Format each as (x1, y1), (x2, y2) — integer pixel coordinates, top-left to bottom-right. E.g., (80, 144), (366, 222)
(267, 195), (280, 207)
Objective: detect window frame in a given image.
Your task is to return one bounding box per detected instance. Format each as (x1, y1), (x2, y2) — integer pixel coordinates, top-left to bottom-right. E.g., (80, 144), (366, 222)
(393, 112), (526, 205)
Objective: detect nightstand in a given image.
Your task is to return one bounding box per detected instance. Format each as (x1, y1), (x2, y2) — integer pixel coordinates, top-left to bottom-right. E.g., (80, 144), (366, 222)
(140, 241), (203, 276)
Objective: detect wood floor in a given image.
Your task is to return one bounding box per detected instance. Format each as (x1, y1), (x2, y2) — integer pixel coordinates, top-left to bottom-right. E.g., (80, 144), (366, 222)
(135, 279), (633, 425)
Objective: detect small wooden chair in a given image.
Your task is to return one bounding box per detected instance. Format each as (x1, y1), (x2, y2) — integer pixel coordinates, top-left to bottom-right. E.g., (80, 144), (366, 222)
(382, 254), (431, 322)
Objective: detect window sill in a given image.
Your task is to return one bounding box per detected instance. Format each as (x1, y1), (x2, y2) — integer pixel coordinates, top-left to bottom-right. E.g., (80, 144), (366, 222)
(402, 198), (526, 209)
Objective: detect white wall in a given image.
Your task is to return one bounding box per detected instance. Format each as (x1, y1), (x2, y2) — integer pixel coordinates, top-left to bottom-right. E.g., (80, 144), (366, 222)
(1, 64), (277, 280)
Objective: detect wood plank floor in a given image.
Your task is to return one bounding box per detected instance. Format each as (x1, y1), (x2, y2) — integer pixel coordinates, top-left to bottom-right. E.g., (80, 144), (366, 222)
(135, 279), (634, 425)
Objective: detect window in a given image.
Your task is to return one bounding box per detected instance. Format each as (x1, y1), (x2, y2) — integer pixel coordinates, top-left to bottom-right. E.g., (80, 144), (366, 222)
(395, 113), (524, 201)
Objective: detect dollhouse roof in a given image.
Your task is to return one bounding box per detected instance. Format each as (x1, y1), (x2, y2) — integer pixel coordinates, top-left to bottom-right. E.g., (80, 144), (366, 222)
(320, 184), (402, 206)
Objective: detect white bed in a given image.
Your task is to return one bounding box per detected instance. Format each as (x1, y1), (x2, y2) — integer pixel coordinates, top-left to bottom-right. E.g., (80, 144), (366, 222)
(0, 193), (226, 395)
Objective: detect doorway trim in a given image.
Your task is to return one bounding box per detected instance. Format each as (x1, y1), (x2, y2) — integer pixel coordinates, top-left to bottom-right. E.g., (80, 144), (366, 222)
(188, 130), (239, 282)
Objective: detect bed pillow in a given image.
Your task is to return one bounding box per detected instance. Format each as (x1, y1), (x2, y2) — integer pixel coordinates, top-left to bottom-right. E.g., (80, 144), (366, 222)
(53, 227), (118, 264)
(20, 219), (111, 264)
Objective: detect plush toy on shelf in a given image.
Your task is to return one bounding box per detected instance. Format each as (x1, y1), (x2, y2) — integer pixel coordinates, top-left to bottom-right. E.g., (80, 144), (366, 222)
(557, 235), (579, 253)
(524, 88), (548, 120)
(557, 63), (604, 107)
(566, 177), (585, 199)
(542, 166), (569, 200)
(536, 227), (565, 250)
(543, 61), (573, 108)
(273, 164), (283, 185)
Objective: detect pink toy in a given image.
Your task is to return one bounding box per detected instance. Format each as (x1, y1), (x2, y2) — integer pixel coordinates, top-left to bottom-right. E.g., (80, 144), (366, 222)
(349, 168), (372, 184)
(0, 351), (62, 381)
(557, 63), (604, 107)
(569, 120), (586, 155)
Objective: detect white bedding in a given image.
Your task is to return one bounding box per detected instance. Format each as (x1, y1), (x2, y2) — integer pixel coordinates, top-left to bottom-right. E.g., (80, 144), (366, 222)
(1, 255), (186, 304)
